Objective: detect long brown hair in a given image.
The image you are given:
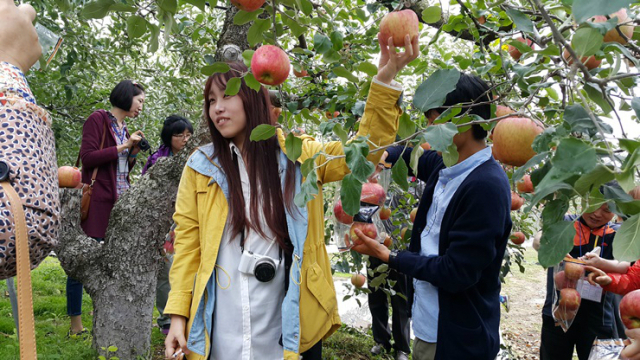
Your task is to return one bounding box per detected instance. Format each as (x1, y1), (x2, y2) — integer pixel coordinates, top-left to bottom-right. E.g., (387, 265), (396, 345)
(203, 62), (297, 252)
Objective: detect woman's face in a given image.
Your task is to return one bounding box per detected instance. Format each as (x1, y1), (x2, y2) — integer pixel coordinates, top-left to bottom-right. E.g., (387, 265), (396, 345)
(171, 129), (192, 153)
(208, 83), (247, 146)
(129, 92), (145, 118)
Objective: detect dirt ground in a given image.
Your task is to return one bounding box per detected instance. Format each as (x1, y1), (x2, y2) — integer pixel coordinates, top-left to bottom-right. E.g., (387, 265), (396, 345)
(500, 247), (547, 359)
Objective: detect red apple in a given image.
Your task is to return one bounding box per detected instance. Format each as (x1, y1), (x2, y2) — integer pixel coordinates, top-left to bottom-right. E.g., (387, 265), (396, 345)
(554, 307), (577, 321)
(361, 182), (386, 206)
(510, 231), (526, 245)
(293, 68), (308, 77)
(420, 142), (431, 151)
(383, 236), (392, 248)
(251, 45), (290, 86)
(555, 271), (569, 289)
(563, 48), (602, 70)
(591, 9), (634, 45)
(325, 111), (340, 119)
(230, 0), (266, 12)
(511, 191), (524, 211)
(379, 207), (391, 221)
(58, 166), (82, 188)
(333, 200), (353, 224)
(350, 222), (378, 242)
(492, 117), (544, 167)
(400, 227), (408, 240)
(508, 37), (534, 61)
(351, 273), (366, 288)
(379, 10), (420, 47)
(559, 288), (581, 311)
(495, 105), (515, 118)
(410, 208), (418, 223)
(517, 174), (534, 193)
(620, 290), (640, 329)
(564, 261), (585, 281)
(477, 16), (486, 25)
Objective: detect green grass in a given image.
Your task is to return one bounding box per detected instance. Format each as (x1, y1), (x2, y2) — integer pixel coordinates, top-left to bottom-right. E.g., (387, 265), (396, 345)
(1, 257), (408, 359)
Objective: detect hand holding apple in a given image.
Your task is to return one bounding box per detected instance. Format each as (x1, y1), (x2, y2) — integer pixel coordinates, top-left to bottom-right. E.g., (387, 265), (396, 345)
(351, 228), (391, 263)
(375, 31), (420, 85)
(621, 329), (640, 360)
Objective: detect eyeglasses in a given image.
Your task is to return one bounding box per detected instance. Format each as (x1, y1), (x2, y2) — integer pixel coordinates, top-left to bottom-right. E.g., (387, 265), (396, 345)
(172, 134), (192, 140)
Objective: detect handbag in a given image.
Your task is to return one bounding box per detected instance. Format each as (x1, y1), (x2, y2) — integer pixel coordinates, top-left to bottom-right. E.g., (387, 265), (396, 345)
(77, 120), (108, 221)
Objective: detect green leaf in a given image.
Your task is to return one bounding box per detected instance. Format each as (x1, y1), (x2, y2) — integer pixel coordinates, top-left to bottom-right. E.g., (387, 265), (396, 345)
(332, 66), (359, 83)
(184, 0), (206, 11)
(107, 346), (118, 352)
(250, 124), (276, 141)
(422, 6), (441, 24)
(513, 152), (548, 183)
(344, 141), (375, 183)
(234, 9), (263, 25)
(397, 113), (415, 139)
(572, 0), (633, 23)
(242, 50), (255, 68)
(243, 73), (261, 92)
(247, 19), (270, 47)
(413, 69), (461, 112)
(442, 142), (459, 167)
(422, 123), (458, 152)
(538, 221), (576, 268)
(612, 213), (640, 262)
(631, 97), (640, 119)
(333, 123), (348, 144)
(330, 31), (344, 51)
(340, 174), (363, 216)
(294, 169), (319, 207)
(391, 159), (409, 191)
(224, 78), (242, 96)
(357, 62), (378, 77)
(505, 7), (534, 33)
(296, 0), (313, 16)
(542, 199), (570, 225)
(147, 23), (160, 53)
(200, 62), (231, 76)
(584, 84), (614, 117)
(573, 164), (615, 195)
(552, 138), (597, 174)
(410, 145), (423, 177)
(313, 33), (333, 54)
(285, 133), (303, 162)
(158, 0), (177, 13)
(571, 27), (603, 57)
(126, 15), (148, 39)
(80, 0), (115, 19)
(109, 3), (137, 12)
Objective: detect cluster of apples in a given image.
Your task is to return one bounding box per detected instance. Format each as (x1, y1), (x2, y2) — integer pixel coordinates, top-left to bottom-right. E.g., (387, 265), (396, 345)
(553, 260), (585, 322)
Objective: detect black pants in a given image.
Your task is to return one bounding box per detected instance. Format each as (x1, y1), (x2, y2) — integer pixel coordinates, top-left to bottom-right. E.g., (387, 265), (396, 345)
(540, 315), (615, 360)
(301, 340), (322, 359)
(367, 256), (411, 354)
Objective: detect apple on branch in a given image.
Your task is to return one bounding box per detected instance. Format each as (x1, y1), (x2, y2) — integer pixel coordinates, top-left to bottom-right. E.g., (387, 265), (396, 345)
(516, 174), (534, 193)
(379, 10), (420, 47)
(590, 8), (634, 45)
(510, 231), (526, 245)
(563, 49), (602, 71)
(351, 273), (366, 288)
(251, 45), (290, 86)
(492, 117), (544, 167)
(230, 0), (266, 13)
(508, 37), (534, 61)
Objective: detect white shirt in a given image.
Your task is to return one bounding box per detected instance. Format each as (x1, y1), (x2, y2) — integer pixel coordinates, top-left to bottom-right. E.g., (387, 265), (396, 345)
(210, 143), (286, 360)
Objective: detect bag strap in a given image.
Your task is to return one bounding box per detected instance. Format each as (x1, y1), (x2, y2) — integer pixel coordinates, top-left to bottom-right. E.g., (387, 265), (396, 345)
(75, 117), (109, 186)
(0, 181), (37, 360)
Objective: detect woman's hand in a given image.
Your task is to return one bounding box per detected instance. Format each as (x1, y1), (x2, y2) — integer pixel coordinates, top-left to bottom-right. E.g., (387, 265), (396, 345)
(0, 0), (41, 72)
(127, 130), (144, 148)
(622, 329), (640, 360)
(351, 228), (390, 263)
(376, 33), (420, 85)
(165, 315), (189, 359)
(584, 265), (612, 287)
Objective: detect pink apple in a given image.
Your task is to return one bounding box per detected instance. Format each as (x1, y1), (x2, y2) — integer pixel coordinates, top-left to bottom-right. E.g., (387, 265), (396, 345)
(379, 10), (420, 47)
(508, 37), (534, 61)
(554, 270), (568, 289)
(251, 45), (290, 86)
(495, 105), (515, 118)
(564, 261), (585, 281)
(563, 49), (602, 70)
(351, 273), (366, 288)
(379, 207), (391, 220)
(350, 222), (378, 242)
(620, 290), (640, 329)
(591, 9), (634, 45)
(492, 117), (544, 167)
(58, 166), (82, 188)
(333, 200), (353, 224)
(360, 182), (386, 206)
(517, 175), (534, 193)
(559, 288), (581, 311)
(230, 0), (266, 12)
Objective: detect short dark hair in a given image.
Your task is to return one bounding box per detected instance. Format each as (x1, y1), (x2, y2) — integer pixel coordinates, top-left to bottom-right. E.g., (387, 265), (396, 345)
(429, 73), (492, 140)
(109, 80), (145, 111)
(160, 115), (194, 147)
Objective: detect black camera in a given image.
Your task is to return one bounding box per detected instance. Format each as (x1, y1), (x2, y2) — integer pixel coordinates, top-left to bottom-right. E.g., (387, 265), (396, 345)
(138, 137), (151, 152)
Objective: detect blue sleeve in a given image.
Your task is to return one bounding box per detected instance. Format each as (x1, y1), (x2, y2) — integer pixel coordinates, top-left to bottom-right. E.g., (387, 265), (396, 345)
(389, 179), (511, 293)
(385, 145), (443, 183)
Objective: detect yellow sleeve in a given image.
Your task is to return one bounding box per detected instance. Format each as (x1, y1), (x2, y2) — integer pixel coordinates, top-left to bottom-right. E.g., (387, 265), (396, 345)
(294, 81), (402, 184)
(164, 165), (202, 318)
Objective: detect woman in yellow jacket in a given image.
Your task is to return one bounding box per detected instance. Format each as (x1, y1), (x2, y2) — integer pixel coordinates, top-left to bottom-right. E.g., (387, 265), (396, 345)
(164, 34), (419, 360)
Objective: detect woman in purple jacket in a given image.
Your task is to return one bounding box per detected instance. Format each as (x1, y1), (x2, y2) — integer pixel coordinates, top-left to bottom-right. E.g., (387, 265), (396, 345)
(142, 115), (193, 335)
(68, 80), (146, 337)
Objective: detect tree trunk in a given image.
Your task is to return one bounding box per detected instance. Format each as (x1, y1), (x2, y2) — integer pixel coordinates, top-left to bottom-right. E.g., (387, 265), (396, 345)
(56, 5), (255, 359)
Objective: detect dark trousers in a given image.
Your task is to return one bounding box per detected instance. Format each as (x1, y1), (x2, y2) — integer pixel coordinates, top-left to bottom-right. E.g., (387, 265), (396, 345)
(301, 340), (322, 360)
(540, 315), (615, 360)
(367, 256), (411, 354)
(66, 237), (102, 316)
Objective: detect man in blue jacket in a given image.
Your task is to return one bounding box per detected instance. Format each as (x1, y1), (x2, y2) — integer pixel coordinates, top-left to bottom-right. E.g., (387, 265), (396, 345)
(352, 74), (512, 360)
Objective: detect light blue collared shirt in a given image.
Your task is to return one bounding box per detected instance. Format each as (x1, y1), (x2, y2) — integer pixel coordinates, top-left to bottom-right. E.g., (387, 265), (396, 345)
(412, 147), (492, 343)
